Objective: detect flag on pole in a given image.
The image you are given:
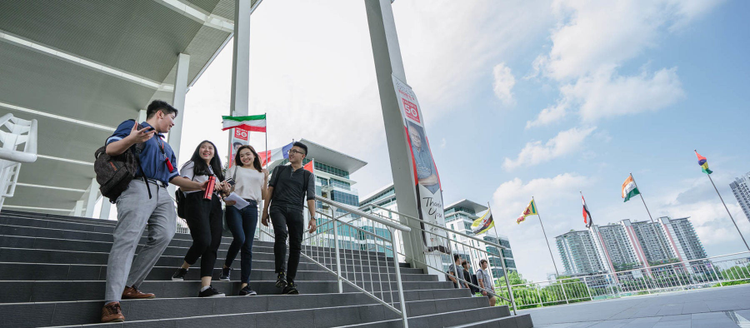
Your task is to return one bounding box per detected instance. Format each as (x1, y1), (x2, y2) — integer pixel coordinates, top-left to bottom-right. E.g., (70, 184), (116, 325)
(471, 209), (494, 235)
(695, 150), (713, 174)
(222, 114), (267, 132)
(516, 199), (538, 224)
(258, 141), (294, 166)
(582, 195), (593, 228)
(303, 159), (314, 173)
(621, 175), (640, 202)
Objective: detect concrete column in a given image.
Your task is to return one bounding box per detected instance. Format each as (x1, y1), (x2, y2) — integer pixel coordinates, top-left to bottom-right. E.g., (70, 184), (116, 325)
(84, 178), (99, 218)
(99, 198), (112, 220)
(138, 109), (147, 123)
(73, 200), (83, 217)
(364, 0), (426, 270)
(168, 53), (190, 164)
(230, 0), (251, 118)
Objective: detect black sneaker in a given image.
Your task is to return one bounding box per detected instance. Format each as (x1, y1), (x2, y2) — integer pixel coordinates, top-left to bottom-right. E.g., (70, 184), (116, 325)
(220, 267), (231, 281)
(239, 285), (257, 296)
(171, 268), (188, 281)
(275, 272), (287, 288)
(198, 286), (225, 298)
(282, 281), (299, 294)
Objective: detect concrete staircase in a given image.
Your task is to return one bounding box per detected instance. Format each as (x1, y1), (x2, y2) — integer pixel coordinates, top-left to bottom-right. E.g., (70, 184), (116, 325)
(0, 210), (533, 327)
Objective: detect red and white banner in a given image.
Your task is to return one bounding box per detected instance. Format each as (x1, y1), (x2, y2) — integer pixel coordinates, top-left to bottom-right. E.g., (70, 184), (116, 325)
(392, 75), (450, 254)
(229, 127), (249, 168)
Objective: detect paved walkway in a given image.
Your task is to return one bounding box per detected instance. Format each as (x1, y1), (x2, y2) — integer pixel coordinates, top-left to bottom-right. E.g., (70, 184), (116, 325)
(519, 284), (750, 328)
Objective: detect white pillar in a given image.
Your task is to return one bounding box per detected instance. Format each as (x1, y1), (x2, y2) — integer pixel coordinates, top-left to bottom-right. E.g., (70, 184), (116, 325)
(138, 109), (147, 123)
(168, 53), (190, 164)
(84, 178), (99, 218)
(99, 199), (112, 220)
(230, 0), (251, 118)
(364, 0), (426, 270)
(73, 200), (84, 217)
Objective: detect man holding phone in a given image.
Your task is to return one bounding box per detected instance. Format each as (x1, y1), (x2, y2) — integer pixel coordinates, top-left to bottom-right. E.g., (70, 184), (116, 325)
(261, 142), (316, 294)
(101, 100), (207, 323)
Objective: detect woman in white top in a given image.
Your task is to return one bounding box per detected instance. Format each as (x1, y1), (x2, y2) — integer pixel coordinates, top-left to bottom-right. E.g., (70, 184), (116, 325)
(170, 140), (230, 297)
(220, 145), (268, 296)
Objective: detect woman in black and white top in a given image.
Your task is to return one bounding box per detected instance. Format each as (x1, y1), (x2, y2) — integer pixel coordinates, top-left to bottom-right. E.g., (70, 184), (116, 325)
(171, 140), (230, 297)
(220, 145), (268, 296)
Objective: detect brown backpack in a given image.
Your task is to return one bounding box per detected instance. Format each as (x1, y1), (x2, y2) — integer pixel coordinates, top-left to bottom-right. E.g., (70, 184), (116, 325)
(94, 120), (151, 203)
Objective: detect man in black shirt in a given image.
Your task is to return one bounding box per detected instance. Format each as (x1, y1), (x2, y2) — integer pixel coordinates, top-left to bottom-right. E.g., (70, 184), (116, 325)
(261, 142), (317, 294)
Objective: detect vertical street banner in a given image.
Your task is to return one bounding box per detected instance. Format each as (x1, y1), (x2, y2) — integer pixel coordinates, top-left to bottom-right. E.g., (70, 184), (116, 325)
(229, 127), (249, 168)
(392, 75), (450, 254)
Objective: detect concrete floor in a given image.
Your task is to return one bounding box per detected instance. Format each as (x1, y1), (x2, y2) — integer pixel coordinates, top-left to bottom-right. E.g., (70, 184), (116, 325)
(519, 284), (750, 328)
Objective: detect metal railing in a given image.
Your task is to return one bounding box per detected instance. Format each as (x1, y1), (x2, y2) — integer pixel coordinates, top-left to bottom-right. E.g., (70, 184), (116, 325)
(498, 251), (750, 309)
(0, 114), (38, 211)
(258, 196), (412, 328)
(359, 203), (519, 315)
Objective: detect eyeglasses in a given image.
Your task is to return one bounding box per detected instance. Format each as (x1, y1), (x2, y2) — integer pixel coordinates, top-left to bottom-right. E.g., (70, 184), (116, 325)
(288, 149), (305, 155)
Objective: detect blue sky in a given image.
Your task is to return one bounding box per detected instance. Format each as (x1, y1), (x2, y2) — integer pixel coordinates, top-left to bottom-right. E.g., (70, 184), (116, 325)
(181, 0), (750, 282)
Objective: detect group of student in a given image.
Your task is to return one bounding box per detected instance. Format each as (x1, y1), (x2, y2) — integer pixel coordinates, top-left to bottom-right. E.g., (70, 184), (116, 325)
(448, 254), (497, 307)
(100, 100), (317, 323)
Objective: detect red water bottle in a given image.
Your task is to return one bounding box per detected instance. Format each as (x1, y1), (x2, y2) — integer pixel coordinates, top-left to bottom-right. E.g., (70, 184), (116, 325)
(203, 176), (216, 200)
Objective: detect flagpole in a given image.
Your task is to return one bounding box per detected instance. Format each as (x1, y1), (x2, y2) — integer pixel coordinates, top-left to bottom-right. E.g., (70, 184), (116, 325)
(487, 202), (517, 315)
(706, 171), (750, 251)
(264, 112), (268, 170)
(581, 191), (614, 275)
(532, 196), (561, 277)
(629, 173), (672, 261)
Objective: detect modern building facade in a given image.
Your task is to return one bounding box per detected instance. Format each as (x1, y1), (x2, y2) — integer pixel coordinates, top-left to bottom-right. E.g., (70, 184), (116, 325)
(556, 230), (607, 275)
(595, 223), (641, 271)
(443, 199), (517, 279)
(730, 171), (750, 223)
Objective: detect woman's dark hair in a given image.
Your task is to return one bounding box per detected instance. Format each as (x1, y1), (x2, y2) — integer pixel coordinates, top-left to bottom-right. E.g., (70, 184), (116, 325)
(234, 145), (263, 172)
(190, 140), (224, 181)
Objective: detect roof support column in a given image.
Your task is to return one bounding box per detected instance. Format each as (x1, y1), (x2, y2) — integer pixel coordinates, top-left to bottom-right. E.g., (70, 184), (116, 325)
(168, 53), (190, 164)
(364, 0), (428, 272)
(230, 0), (251, 118)
(73, 200), (83, 217)
(84, 178), (99, 218)
(99, 198), (112, 220)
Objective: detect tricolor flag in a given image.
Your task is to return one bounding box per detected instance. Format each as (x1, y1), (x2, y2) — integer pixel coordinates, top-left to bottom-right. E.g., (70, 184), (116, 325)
(695, 150), (713, 175)
(582, 195), (593, 228)
(222, 114), (267, 132)
(471, 209), (494, 235)
(258, 141), (294, 166)
(516, 199), (538, 224)
(621, 175), (640, 203)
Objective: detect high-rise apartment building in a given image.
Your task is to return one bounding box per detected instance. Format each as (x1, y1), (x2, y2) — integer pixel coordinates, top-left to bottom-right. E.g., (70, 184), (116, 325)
(556, 230), (607, 275)
(730, 171), (750, 224)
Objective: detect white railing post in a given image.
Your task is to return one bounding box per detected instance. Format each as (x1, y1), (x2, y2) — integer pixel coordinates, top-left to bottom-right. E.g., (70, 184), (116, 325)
(583, 277), (593, 300)
(389, 228), (409, 328)
(332, 212), (343, 294)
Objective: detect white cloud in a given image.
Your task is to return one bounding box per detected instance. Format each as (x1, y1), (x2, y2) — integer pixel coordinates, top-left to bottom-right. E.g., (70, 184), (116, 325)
(526, 0), (721, 127)
(502, 126), (596, 170)
(526, 100), (568, 128)
(541, 0), (722, 81)
(566, 66), (685, 122)
(395, 0), (552, 119)
(492, 63), (516, 105)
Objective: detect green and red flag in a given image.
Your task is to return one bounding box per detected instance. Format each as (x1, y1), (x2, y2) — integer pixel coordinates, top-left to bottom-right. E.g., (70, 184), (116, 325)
(222, 114), (267, 132)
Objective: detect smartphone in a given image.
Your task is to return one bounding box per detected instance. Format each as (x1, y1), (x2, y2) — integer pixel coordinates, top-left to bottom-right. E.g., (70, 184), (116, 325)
(225, 178), (236, 187)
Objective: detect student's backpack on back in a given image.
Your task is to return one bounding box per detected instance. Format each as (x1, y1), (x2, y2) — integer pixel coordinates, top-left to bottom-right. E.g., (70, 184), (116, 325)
(94, 119), (150, 203)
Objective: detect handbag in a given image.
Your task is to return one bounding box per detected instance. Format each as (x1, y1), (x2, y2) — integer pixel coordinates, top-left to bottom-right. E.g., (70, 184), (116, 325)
(175, 161), (195, 219)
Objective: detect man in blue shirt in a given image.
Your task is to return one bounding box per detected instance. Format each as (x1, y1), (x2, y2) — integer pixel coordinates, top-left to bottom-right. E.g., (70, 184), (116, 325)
(101, 101), (206, 323)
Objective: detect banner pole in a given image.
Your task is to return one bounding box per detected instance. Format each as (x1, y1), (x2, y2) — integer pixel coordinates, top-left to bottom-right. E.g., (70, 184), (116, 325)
(533, 196), (561, 277)
(706, 173), (750, 251)
(487, 202), (517, 315)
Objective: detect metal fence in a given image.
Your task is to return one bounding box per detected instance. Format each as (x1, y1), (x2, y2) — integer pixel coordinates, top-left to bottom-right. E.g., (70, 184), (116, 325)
(496, 251), (750, 309)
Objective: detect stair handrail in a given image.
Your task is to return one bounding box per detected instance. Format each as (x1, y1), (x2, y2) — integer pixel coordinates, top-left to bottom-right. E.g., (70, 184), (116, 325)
(0, 113), (39, 211)
(258, 195), (411, 328)
(359, 203), (518, 314)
